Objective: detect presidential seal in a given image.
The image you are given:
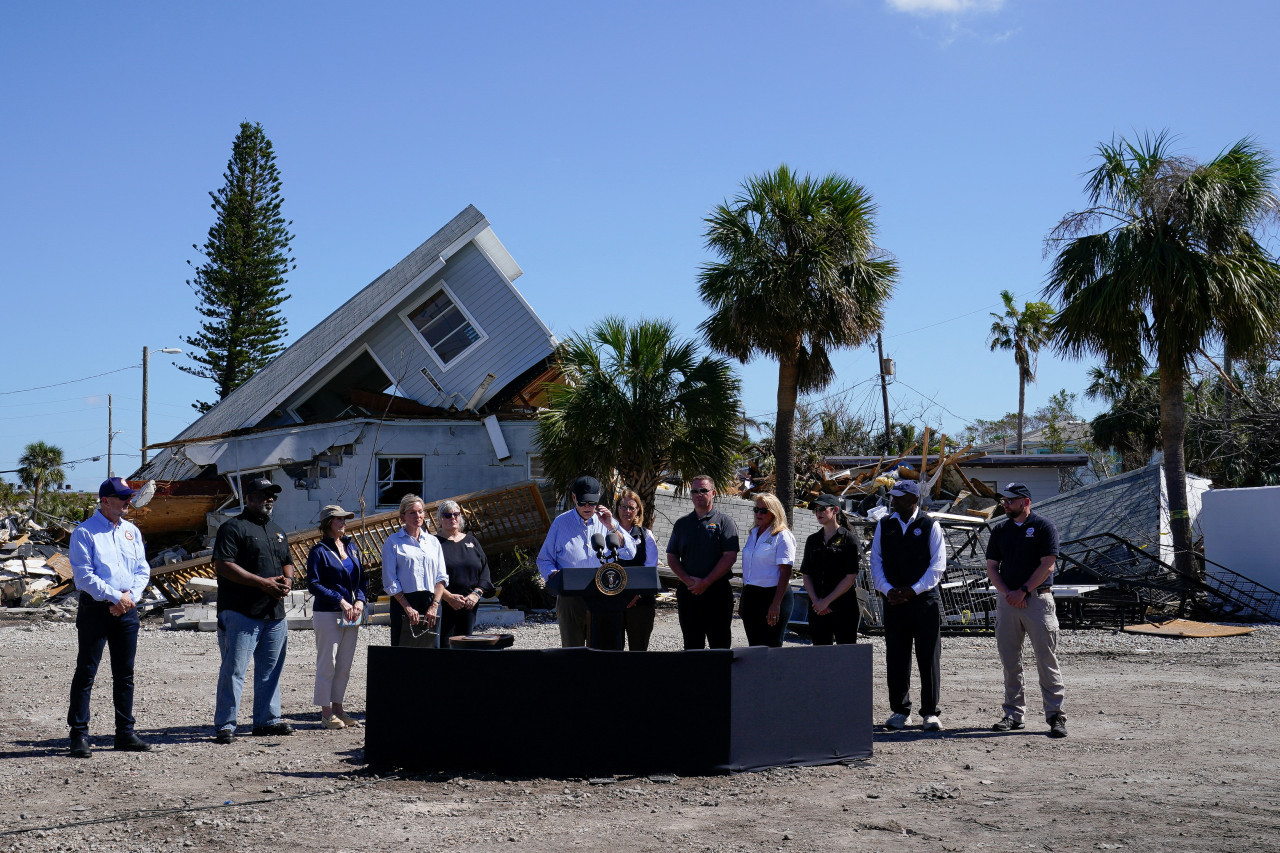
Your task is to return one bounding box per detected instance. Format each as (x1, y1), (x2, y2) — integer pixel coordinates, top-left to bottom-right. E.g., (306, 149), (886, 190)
(595, 562), (628, 596)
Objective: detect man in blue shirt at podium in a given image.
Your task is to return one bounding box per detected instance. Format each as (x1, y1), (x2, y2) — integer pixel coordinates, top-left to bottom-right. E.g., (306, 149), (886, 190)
(536, 476), (635, 647)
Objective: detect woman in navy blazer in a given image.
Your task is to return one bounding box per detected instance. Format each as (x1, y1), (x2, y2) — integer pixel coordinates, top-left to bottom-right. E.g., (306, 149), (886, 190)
(305, 504), (367, 729)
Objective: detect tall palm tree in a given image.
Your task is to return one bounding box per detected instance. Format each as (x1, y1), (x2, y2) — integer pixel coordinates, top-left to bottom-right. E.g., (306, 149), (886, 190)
(18, 440), (66, 518)
(1045, 132), (1280, 578)
(987, 290), (1054, 454)
(699, 165), (898, 520)
(535, 316), (741, 523)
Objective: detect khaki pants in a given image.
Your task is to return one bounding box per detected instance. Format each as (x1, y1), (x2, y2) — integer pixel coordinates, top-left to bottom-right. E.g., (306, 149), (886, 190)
(556, 595), (588, 647)
(996, 593), (1065, 721)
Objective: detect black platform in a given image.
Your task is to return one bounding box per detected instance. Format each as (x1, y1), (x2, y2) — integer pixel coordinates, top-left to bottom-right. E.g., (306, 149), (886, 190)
(364, 643), (872, 776)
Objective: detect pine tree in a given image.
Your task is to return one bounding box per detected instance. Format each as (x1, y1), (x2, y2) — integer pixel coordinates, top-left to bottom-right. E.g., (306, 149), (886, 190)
(181, 121), (296, 413)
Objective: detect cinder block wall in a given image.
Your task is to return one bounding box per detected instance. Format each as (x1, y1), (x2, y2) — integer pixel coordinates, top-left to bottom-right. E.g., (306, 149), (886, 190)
(647, 492), (824, 573)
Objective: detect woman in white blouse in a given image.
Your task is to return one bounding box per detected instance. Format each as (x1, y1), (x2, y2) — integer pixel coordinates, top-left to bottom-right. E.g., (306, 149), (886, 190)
(738, 492), (796, 647)
(380, 494), (449, 647)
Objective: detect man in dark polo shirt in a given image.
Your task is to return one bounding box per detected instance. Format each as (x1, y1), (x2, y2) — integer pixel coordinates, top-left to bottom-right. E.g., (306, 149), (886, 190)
(869, 480), (947, 731)
(984, 482), (1067, 738)
(666, 474), (739, 649)
(212, 477), (295, 743)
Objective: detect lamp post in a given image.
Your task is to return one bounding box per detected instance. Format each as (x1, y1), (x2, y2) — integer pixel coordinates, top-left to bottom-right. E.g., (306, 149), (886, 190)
(141, 346), (182, 468)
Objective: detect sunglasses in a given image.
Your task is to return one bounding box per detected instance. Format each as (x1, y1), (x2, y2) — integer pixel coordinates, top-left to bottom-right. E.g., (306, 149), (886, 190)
(690, 487), (712, 495)
(576, 500), (598, 508)
(442, 511), (462, 518)
(753, 507), (772, 515)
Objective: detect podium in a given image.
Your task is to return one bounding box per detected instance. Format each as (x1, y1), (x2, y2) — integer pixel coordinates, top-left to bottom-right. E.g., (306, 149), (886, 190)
(547, 564), (663, 650)
(365, 643), (873, 776)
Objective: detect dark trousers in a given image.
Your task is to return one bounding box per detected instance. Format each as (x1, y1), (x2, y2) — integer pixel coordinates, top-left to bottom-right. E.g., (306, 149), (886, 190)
(390, 590), (439, 648)
(739, 584), (793, 648)
(439, 602), (475, 649)
(676, 581), (733, 650)
(624, 600), (656, 651)
(67, 594), (139, 736)
(810, 605), (860, 645)
(587, 607), (626, 650)
(883, 591), (942, 717)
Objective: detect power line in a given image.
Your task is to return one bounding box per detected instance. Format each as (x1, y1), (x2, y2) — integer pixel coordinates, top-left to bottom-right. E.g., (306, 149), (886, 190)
(892, 378), (981, 426)
(0, 364), (139, 396)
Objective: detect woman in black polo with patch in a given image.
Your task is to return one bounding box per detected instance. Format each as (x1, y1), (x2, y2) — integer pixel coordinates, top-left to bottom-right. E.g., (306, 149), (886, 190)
(800, 494), (862, 645)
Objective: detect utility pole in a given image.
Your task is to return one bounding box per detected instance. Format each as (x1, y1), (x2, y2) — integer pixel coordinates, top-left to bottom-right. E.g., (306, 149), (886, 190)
(877, 332), (893, 454)
(141, 346), (181, 469)
(107, 394), (114, 477)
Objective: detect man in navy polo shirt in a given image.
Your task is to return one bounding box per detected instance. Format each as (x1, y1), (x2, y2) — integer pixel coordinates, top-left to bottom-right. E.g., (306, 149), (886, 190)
(985, 482), (1067, 738)
(66, 477), (153, 757)
(666, 474), (740, 650)
(869, 480), (947, 731)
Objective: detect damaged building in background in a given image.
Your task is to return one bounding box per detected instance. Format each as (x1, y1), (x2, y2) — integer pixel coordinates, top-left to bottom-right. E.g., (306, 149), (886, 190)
(134, 205), (559, 540)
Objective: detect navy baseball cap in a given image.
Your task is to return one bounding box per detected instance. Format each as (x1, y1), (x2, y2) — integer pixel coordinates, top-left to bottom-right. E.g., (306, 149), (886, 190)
(997, 482), (1032, 500)
(571, 475), (603, 503)
(888, 480), (920, 498)
(99, 477), (137, 499)
(245, 476), (283, 496)
(811, 493), (842, 510)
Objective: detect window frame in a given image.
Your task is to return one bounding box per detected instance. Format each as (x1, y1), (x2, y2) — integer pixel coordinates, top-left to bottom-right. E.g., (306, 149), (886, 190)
(398, 281), (488, 372)
(374, 455), (426, 509)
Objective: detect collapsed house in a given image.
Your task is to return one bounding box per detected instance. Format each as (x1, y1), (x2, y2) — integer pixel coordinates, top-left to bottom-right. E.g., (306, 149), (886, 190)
(134, 206), (559, 542)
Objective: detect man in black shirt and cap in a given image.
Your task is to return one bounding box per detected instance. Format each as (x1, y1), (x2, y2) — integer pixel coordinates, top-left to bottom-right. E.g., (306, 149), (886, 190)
(211, 476), (295, 743)
(984, 482), (1067, 738)
(666, 475), (740, 650)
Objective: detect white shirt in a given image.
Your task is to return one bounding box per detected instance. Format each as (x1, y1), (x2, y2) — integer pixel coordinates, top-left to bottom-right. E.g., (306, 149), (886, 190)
(740, 526), (796, 588)
(380, 528), (448, 596)
(868, 508), (947, 596)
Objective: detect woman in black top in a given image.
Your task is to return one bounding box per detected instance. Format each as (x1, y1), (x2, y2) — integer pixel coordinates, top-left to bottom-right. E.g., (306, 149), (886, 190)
(801, 494), (862, 645)
(435, 500), (494, 648)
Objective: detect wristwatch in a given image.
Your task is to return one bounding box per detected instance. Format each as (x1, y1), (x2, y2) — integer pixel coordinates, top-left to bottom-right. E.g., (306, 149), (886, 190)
(1020, 585), (1030, 595)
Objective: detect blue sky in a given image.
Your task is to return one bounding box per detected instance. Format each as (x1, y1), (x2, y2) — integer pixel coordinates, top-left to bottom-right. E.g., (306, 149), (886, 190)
(3, 0), (1278, 491)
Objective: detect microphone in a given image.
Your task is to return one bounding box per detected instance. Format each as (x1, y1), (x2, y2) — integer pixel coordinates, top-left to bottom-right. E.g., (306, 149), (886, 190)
(590, 532), (607, 555)
(605, 531), (623, 554)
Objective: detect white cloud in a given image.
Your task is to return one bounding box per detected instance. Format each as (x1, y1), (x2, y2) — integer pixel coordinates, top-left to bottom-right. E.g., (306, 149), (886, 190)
(886, 0), (1005, 15)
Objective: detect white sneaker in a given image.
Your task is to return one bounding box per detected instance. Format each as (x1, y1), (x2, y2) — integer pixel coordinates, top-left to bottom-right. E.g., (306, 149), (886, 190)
(885, 712), (914, 730)
(922, 715), (943, 731)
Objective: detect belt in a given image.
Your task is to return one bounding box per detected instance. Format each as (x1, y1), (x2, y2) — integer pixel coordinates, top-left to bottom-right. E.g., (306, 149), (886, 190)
(1029, 585), (1052, 595)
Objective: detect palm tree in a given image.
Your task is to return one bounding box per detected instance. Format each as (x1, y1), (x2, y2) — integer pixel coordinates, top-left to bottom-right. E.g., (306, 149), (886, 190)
(1045, 132), (1280, 578)
(699, 165), (898, 521)
(987, 290), (1054, 454)
(535, 317), (741, 524)
(1085, 365), (1162, 472)
(18, 440), (66, 517)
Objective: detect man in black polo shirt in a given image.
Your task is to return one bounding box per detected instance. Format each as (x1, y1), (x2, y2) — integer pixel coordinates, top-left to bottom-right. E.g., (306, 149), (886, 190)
(666, 475), (739, 650)
(984, 482), (1067, 738)
(212, 477), (295, 743)
(869, 480), (947, 731)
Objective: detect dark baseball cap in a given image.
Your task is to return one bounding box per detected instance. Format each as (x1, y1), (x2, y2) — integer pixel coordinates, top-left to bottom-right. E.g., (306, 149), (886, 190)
(997, 482), (1032, 500)
(245, 476), (283, 497)
(99, 477), (137, 499)
(888, 480), (920, 498)
(811, 493), (843, 510)
(571, 475), (602, 503)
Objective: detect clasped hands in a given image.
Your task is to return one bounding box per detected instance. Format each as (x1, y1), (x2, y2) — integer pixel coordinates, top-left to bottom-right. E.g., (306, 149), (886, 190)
(886, 587), (917, 606)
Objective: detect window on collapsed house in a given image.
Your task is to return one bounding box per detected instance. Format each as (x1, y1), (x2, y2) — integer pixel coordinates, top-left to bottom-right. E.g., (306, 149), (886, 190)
(376, 456), (424, 508)
(406, 287), (483, 367)
(528, 453), (546, 481)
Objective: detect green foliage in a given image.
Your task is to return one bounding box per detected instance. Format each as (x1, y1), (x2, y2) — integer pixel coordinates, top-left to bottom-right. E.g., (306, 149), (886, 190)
(987, 289), (1055, 454)
(1086, 366), (1161, 471)
(754, 401), (875, 492)
(490, 547), (555, 612)
(180, 121), (296, 412)
(699, 164), (898, 519)
(535, 317), (741, 520)
(1045, 131), (1280, 574)
(0, 478), (29, 513)
(39, 489), (97, 524)
(18, 441), (65, 517)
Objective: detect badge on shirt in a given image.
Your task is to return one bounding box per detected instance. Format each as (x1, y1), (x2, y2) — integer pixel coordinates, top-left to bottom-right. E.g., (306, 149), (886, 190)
(124, 531), (135, 541)
(704, 523), (718, 532)
(1025, 527), (1035, 537)
(277, 533), (285, 542)
(913, 528), (922, 536)
(466, 542), (475, 549)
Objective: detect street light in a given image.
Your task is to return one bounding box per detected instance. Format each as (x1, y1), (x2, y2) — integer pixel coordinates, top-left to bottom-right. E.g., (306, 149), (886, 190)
(141, 346), (182, 468)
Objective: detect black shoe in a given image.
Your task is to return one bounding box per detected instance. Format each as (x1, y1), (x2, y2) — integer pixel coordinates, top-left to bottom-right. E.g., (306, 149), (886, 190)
(1048, 715), (1068, 738)
(114, 732), (152, 752)
(214, 729), (235, 744)
(69, 732), (92, 758)
(991, 716), (1025, 732)
(251, 722), (294, 737)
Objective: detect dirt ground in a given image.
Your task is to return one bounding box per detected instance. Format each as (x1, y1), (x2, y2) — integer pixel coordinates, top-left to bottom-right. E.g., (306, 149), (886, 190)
(1, 609), (1277, 853)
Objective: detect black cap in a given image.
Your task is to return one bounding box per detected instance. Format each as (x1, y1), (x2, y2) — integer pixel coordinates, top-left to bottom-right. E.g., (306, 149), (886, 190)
(245, 476), (283, 497)
(571, 475), (602, 503)
(997, 482), (1032, 500)
(811, 493), (842, 510)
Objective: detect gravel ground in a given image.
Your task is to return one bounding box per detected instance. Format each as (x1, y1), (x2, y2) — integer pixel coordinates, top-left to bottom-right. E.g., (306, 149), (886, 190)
(1, 608), (1278, 852)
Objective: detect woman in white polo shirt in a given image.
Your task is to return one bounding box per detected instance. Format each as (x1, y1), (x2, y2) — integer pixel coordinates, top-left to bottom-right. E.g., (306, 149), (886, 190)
(738, 492), (796, 647)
